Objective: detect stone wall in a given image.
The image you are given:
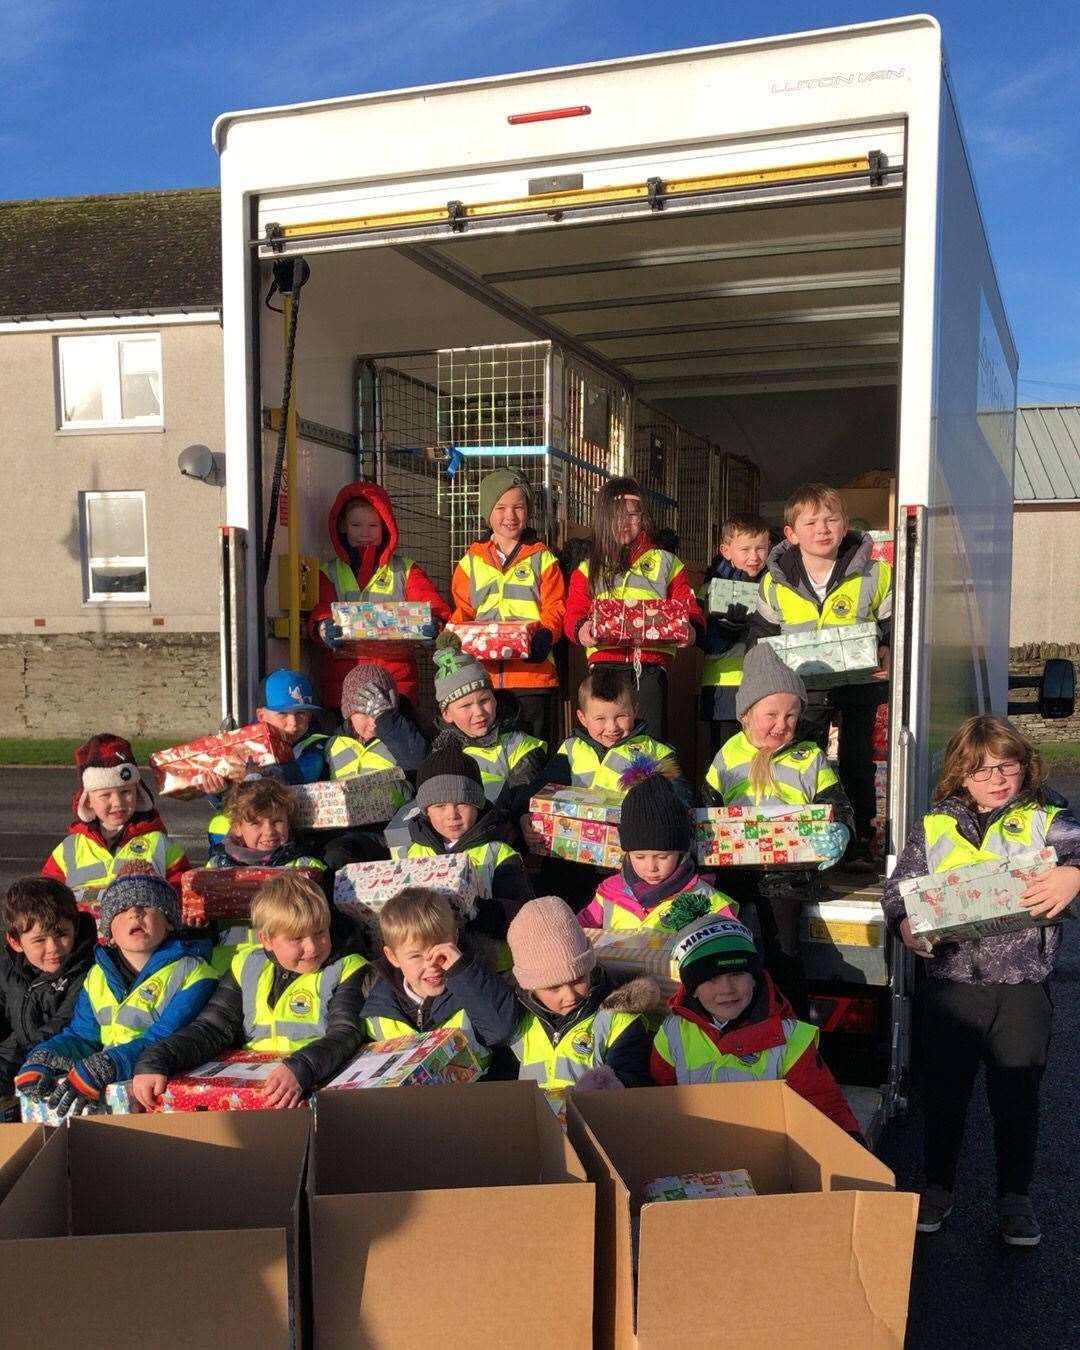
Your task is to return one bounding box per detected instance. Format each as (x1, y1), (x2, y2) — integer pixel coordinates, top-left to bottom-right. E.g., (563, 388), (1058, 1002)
(0, 634), (220, 739)
(1009, 643), (1080, 743)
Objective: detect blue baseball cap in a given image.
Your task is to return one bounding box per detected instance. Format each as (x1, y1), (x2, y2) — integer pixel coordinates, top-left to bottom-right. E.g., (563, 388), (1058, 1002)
(258, 668), (321, 714)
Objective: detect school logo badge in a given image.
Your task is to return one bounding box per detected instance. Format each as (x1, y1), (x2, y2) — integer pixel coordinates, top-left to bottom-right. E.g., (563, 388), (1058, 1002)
(128, 841), (147, 855)
(1002, 815), (1024, 836)
(831, 597), (852, 618)
(789, 747), (812, 762)
(288, 991), (314, 1018)
(138, 979), (163, 1005)
(738, 1053), (760, 1067)
(571, 1029), (593, 1057)
(514, 565), (532, 582)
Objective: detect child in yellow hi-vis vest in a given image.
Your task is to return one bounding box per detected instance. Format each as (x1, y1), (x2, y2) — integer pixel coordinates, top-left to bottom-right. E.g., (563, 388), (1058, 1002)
(884, 715), (1080, 1248)
(132, 873), (374, 1110)
(15, 872), (217, 1116)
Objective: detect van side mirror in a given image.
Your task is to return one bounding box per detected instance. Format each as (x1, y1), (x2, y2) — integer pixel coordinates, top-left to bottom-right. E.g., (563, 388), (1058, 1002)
(1041, 659), (1075, 720)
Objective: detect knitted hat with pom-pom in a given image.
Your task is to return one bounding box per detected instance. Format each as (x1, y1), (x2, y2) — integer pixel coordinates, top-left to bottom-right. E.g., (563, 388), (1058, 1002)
(618, 773), (691, 853)
(73, 734), (154, 825)
(433, 631), (492, 710)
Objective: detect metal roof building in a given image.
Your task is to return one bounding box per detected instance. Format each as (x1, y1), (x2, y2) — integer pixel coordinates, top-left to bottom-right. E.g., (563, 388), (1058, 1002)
(1014, 404), (1080, 503)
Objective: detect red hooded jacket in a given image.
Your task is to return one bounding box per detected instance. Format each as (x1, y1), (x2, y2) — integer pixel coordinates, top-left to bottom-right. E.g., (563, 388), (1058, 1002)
(42, 810), (189, 891)
(650, 972), (861, 1136)
(308, 482), (450, 710)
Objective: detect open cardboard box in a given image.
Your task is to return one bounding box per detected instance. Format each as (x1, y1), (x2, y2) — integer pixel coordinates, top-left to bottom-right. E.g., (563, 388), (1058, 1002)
(0, 1111), (309, 1349)
(0, 1122), (48, 1204)
(568, 1082), (917, 1350)
(310, 1080), (594, 1348)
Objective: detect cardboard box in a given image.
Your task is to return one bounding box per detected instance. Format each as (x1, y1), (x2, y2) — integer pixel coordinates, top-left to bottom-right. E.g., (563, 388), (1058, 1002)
(568, 1082), (917, 1349)
(323, 1028), (482, 1090)
(289, 770), (409, 829)
(447, 620), (539, 660)
(584, 928), (681, 998)
(0, 1111), (309, 1349)
(0, 1123), (48, 1204)
(706, 578), (761, 613)
(530, 785), (623, 868)
(161, 1052), (289, 1112)
(591, 598), (690, 647)
(331, 599), (432, 641)
(762, 622), (881, 688)
(840, 477), (895, 531)
(900, 847), (1057, 944)
(180, 866), (323, 925)
(333, 854), (480, 926)
(149, 722), (293, 799)
(643, 1169), (757, 1202)
(309, 1082), (594, 1348)
(694, 805), (834, 867)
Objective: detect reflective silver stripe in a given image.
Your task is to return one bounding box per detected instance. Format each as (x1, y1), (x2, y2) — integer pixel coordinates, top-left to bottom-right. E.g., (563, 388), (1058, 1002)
(328, 740), (358, 773)
(240, 949), (345, 1044)
(718, 745), (819, 800)
(60, 836), (110, 889)
(113, 1003), (157, 1032)
(924, 808), (1050, 873)
(330, 554), (408, 602)
(238, 947), (269, 1041)
(659, 1016), (689, 1081)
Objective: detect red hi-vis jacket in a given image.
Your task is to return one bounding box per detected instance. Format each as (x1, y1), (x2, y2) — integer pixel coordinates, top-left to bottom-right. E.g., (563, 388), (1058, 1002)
(42, 811), (189, 892)
(308, 481), (450, 709)
(650, 973), (861, 1136)
(564, 533), (704, 670)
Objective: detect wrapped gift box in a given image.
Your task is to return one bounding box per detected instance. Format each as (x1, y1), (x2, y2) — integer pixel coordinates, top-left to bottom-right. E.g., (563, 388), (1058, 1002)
(161, 1052), (290, 1112)
(19, 1091), (108, 1125)
(900, 846), (1057, 944)
(706, 578), (761, 613)
(333, 855), (479, 925)
(289, 770), (409, 829)
(584, 928), (681, 998)
(103, 1081), (141, 1114)
(762, 622), (881, 687)
(868, 530), (895, 566)
(530, 811), (623, 869)
(590, 598), (690, 647)
(180, 866), (323, 926)
(323, 1028), (481, 1090)
(150, 723), (293, 799)
(530, 785), (624, 823)
(331, 600), (432, 642)
(643, 1170), (757, 1203)
(447, 620), (539, 661)
(694, 805), (833, 867)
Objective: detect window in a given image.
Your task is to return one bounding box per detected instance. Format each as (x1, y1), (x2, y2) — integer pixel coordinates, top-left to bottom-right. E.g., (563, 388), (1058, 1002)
(81, 491), (149, 602)
(58, 333), (163, 429)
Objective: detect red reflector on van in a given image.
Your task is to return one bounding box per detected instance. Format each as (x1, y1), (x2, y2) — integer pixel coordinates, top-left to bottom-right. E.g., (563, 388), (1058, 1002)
(508, 105), (591, 125)
(808, 994), (877, 1037)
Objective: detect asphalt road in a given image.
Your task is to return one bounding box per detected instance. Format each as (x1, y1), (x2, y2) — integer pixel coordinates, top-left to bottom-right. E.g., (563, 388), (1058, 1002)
(0, 766), (1077, 1346)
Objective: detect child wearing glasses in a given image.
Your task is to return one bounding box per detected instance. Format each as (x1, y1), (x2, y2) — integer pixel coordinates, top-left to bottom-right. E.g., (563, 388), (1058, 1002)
(883, 714), (1080, 1249)
(564, 476), (704, 740)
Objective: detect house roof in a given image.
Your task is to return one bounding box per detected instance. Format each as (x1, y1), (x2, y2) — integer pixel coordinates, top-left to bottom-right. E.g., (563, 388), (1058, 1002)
(1015, 404), (1080, 502)
(0, 188), (221, 320)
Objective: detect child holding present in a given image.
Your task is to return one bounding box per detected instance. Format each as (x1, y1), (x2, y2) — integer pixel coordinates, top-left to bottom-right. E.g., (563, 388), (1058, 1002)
(884, 715), (1080, 1247)
(564, 476), (704, 739)
(132, 873), (374, 1109)
(450, 468), (565, 749)
(15, 873), (217, 1116)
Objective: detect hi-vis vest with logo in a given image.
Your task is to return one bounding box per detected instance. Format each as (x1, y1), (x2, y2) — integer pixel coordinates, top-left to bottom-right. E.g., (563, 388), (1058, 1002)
(698, 579), (755, 689)
(326, 733), (402, 782)
(323, 554), (410, 601)
(705, 732), (837, 808)
(232, 944), (367, 1053)
(208, 731), (327, 842)
(578, 549), (682, 659)
(511, 1007), (639, 1090)
(85, 956), (213, 1047)
(364, 1007), (491, 1069)
(464, 732), (545, 804)
(597, 883), (736, 933)
(654, 1013), (818, 1085)
(52, 830), (183, 893)
(464, 548), (556, 675)
(391, 838), (517, 898)
(763, 559), (891, 631)
(562, 734), (675, 793)
(923, 802), (1059, 874)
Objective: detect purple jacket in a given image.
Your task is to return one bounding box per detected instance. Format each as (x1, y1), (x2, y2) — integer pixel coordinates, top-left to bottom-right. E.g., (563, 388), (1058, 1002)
(883, 788), (1080, 984)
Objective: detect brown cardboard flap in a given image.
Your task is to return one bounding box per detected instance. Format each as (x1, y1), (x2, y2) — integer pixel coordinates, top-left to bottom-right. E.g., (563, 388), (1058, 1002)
(781, 1084), (896, 1192)
(531, 1083), (588, 1182)
(0, 1229), (290, 1350)
(0, 1123), (47, 1207)
(0, 1126), (69, 1239)
(636, 1190), (917, 1349)
(313, 1185), (593, 1349)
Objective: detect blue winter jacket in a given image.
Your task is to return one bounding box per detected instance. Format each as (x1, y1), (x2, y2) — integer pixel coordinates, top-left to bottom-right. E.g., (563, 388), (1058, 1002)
(28, 935), (217, 1083)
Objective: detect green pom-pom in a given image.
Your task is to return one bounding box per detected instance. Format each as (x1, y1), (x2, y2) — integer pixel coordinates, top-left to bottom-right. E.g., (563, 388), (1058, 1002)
(659, 891), (713, 932)
(433, 629), (464, 678)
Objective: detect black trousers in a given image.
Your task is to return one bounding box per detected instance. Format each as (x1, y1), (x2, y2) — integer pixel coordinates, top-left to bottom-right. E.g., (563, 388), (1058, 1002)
(920, 977), (1052, 1196)
(514, 689), (558, 753)
(602, 663), (668, 741)
(799, 700), (879, 841)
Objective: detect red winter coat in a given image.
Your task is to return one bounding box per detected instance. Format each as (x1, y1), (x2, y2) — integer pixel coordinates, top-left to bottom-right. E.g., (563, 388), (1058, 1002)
(308, 481), (450, 710)
(563, 533), (704, 670)
(650, 973), (861, 1136)
(42, 811), (189, 891)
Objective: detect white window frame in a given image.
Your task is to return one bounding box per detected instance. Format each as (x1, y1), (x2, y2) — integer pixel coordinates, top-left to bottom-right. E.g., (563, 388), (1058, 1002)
(57, 332), (164, 430)
(81, 490), (150, 605)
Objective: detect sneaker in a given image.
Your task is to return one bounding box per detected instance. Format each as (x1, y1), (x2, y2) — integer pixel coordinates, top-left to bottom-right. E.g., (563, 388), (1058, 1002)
(999, 1194), (1041, 1247)
(916, 1185), (954, 1233)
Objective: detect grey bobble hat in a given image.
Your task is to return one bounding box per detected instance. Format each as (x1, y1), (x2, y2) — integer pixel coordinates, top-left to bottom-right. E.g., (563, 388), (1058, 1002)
(433, 632), (492, 711)
(97, 870), (181, 941)
(735, 642), (807, 719)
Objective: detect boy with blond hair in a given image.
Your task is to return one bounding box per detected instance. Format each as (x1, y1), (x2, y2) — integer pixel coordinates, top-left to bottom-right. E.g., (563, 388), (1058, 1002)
(132, 874), (374, 1109)
(747, 483), (892, 867)
(361, 887), (518, 1072)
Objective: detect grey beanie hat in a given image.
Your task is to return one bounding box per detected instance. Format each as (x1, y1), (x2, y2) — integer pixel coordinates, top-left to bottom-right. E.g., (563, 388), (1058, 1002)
(433, 632), (492, 711)
(735, 643), (807, 718)
(415, 743), (486, 813)
(97, 870), (181, 941)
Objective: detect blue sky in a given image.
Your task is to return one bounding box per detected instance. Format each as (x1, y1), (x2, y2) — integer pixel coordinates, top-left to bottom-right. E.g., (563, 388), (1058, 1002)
(4, 0), (1078, 399)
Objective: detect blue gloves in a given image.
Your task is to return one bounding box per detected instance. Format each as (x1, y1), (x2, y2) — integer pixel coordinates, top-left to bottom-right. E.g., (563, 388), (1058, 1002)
(419, 619), (437, 641)
(47, 1051), (117, 1117)
(318, 619), (343, 650)
(13, 1050), (72, 1101)
(812, 823), (851, 870)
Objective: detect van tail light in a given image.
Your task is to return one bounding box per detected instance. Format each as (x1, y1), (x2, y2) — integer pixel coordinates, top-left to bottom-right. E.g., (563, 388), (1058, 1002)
(808, 994), (877, 1037)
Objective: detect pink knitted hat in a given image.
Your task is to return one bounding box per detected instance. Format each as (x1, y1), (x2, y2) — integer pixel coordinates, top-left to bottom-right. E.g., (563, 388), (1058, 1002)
(508, 896), (596, 991)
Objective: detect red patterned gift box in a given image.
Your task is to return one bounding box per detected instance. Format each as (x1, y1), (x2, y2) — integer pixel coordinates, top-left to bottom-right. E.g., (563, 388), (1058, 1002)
(447, 621), (538, 661)
(289, 771), (409, 829)
(149, 723), (292, 800)
(180, 866), (322, 926)
(161, 1051), (291, 1112)
(868, 530), (895, 565)
(590, 598), (690, 647)
(693, 805), (833, 867)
